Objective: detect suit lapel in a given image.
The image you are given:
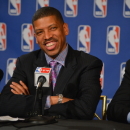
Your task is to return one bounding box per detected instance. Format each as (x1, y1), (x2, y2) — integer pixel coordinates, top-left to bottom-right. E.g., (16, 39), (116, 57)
(33, 50), (49, 72)
(53, 46), (77, 95)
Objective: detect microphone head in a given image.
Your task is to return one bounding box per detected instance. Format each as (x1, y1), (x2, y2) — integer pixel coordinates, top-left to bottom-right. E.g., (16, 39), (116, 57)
(34, 67), (51, 87)
(0, 69), (4, 81)
(37, 76), (46, 84)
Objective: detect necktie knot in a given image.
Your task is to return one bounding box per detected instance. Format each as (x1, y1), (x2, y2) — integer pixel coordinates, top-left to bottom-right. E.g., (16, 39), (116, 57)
(49, 61), (57, 69)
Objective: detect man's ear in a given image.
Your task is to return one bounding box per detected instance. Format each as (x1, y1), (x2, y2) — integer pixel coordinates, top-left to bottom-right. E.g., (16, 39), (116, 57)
(63, 23), (69, 36)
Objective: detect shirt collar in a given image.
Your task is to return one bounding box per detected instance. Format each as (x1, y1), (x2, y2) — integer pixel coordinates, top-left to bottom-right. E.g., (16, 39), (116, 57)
(45, 44), (68, 66)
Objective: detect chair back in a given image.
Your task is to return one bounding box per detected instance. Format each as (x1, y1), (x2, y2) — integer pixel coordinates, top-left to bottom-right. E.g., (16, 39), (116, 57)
(94, 95), (107, 120)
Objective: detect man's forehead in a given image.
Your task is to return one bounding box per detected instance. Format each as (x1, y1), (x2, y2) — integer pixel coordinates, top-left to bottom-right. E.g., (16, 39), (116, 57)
(34, 17), (56, 26)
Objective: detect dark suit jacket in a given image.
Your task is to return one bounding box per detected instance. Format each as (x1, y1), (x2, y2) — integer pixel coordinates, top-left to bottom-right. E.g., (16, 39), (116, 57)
(107, 60), (130, 123)
(0, 69), (3, 81)
(0, 45), (102, 120)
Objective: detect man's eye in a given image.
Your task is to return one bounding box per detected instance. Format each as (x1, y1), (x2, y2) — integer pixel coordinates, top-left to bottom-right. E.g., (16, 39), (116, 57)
(36, 31), (42, 35)
(51, 27), (57, 30)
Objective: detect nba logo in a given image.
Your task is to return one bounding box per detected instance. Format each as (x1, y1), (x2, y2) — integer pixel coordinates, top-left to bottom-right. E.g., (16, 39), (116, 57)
(100, 63), (104, 89)
(123, 0), (130, 17)
(21, 24), (34, 52)
(36, 0), (49, 10)
(8, 0), (21, 16)
(0, 23), (6, 51)
(120, 62), (126, 84)
(64, 0), (78, 17)
(106, 26), (120, 55)
(6, 58), (17, 83)
(94, 0), (107, 18)
(77, 25), (91, 53)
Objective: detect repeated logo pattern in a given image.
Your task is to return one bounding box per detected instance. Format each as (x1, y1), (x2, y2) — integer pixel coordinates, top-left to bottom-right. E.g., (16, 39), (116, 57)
(120, 62), (126, 84)
(123, 0), (130, 18)
(94, 0), (107, 18)
(100, 63), (104, 89)
(0, 23), (6, 51)
(36, 0), (49, 10)
(64, 0), (78, 17)
(6, 58), (17, 83)
(21, 24), (34, 52)
(77, 25), (91, 53)
(8, 0), (21, 16)
(106, 26), (120, 55)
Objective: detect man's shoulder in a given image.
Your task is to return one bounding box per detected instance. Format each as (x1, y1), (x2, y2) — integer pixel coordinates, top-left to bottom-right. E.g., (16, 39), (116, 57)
(20, 49), (41, 58)
(73, 49), (102, 63)
(18, 49), (41, 61)
(125, 59), (130, 70)
(126, 59), (130, 64)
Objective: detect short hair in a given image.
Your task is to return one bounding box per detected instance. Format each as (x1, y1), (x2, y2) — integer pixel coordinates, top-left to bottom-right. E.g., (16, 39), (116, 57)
(32, 7), (64, 25)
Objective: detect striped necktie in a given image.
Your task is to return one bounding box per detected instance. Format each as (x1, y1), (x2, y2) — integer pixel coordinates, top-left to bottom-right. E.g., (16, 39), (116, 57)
(49, 61), (57, 90)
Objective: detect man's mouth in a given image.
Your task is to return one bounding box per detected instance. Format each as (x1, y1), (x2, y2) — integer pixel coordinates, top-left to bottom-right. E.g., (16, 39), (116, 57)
(46, 42), (56, 47)
(45, 41), (57, 50)
(43, 38), (58, 50)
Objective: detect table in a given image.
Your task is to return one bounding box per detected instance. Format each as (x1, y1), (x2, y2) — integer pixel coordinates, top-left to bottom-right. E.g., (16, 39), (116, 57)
(0, 119), (130, 130)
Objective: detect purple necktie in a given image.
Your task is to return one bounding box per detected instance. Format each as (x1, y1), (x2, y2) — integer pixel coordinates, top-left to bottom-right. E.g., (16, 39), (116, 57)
(49, 61), (57, 90)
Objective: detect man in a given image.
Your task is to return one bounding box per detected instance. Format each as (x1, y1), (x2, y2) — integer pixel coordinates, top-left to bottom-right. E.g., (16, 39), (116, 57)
(0, 69), (3, 81)
(0, 7), (102, 120)
(107, 59), (130, 123)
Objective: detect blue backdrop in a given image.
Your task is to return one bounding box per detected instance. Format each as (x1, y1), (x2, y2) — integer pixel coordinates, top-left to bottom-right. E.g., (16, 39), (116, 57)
(0, 0), (130, 117)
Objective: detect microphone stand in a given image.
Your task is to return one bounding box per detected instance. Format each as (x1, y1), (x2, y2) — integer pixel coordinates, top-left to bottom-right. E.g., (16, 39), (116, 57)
(25, 80), (57, 124)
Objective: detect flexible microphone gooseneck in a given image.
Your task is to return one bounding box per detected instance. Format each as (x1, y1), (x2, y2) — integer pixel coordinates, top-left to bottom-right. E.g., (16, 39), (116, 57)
(33, 76), (46, 114)
(26, 75), (57, 124)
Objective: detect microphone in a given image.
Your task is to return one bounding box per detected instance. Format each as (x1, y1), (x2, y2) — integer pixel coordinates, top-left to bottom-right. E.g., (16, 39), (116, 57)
(26, 67), (57, 124)
(36, 76), (46, 89)
(34, 67), (51, 88)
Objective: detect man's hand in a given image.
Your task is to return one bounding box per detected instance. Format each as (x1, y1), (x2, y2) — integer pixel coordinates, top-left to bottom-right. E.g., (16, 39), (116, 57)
(10, 81), (30, 95)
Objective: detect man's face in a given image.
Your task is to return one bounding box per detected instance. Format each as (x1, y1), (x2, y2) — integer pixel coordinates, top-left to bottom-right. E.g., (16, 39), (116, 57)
(33, 15), (69, 59)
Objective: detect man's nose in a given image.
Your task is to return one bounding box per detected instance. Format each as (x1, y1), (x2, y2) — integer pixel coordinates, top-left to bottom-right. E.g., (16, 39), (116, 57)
(44, 30), (52, 39)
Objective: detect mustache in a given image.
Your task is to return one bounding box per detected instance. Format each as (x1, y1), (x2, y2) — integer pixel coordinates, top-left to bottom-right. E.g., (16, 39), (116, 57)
(44, 37), (58, 44)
